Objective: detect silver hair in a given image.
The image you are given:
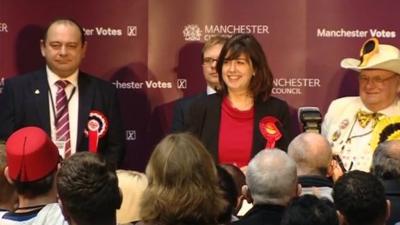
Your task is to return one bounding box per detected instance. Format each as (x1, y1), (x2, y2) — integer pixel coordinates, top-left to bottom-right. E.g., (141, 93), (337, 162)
(246, 149), (297, 205)
(371, 140), (400, 179)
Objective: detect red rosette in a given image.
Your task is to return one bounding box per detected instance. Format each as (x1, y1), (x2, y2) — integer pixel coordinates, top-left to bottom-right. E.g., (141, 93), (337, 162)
(84, 110), (109, 153)
(259, 116), (282, 149)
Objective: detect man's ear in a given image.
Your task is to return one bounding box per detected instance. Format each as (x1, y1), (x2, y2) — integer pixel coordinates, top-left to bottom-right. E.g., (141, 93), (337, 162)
(40, 39), (46, 57)
(81, 41), (88, 58)
(241, 185), (253, 204)
(296, 183), (302, 197)
(326, 160), (334, 177)
(4, 167), (14, 184)
(396, 81), (400, 93)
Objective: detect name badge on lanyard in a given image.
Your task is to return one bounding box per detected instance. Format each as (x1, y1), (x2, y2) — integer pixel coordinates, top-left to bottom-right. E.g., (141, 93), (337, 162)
(54, 140), (67, 158)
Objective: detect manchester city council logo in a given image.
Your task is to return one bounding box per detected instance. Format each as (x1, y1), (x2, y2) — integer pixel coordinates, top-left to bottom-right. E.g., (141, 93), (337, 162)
(183, 24), (202, 41)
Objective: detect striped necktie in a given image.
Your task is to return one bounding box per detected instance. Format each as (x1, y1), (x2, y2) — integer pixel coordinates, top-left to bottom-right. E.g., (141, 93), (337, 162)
(55, 80), (71, 158)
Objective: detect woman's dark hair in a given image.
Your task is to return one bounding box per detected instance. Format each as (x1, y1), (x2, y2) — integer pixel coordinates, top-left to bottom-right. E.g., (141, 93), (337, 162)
(216, 33), (274, 101)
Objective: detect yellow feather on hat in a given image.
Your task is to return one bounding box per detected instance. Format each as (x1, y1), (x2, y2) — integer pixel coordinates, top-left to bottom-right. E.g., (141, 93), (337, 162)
(370, 116), (400, 151)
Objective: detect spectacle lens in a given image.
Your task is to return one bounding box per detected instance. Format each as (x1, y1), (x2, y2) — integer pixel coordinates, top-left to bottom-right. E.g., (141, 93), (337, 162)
(203, 57), (218, 65)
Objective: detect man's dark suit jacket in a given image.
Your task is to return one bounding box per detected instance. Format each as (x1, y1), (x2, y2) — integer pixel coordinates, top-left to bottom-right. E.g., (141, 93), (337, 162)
(233, 204), (285, 225)
(0, 69), (125, 167)
(186, 93), (292, 161)
(171, 92), (207, 133)
(383, 179), (400, 225)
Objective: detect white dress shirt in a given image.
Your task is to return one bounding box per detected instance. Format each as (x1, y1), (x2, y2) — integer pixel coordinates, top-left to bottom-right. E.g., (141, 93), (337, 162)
(47, 66), (79, 158)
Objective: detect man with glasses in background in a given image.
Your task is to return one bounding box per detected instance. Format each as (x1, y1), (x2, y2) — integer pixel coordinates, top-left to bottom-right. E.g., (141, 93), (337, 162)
(171, 35), (227, 132)
(322, 38), (400, 172)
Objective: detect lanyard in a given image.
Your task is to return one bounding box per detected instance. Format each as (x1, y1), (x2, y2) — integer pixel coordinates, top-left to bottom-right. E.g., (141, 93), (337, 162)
(48, 86), (76, 126)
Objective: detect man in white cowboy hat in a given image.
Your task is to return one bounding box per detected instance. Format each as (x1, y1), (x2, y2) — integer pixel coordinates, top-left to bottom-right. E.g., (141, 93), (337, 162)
(322, 38), (400, 172)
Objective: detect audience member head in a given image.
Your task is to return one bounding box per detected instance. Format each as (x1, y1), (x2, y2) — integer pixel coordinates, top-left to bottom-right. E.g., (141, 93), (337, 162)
(0, 142), (17, 210)
(201, 35), (228, 89)
(220, 163), (246, 214)
(245, 149), (298, 206)
(4, 126), (59, 198)
(41, 18), (87, 78)
(216, 165), (238, 223)
(371, 140), (400, 179)
(216, 33), (274, 101)
(140, 133), (227, 225)
(116, 170), (148, 224)
(340, 38), (400, 112)
(281, 194), (338, 225)
(288, 132), (333, 177)
(57, 152), (122, 225)
(333, 170), (389, 225)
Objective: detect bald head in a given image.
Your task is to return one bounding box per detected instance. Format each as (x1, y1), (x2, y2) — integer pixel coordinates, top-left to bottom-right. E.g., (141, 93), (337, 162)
(371, 140), (400, 179)
(43, 18), (85, 44)
(246, 149), (297, 205)
(288, 133), (332, 176)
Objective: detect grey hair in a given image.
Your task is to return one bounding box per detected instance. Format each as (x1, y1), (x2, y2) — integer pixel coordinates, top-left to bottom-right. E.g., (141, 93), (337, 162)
(371, 140), (400, 179)
(246, 149), (297, 205)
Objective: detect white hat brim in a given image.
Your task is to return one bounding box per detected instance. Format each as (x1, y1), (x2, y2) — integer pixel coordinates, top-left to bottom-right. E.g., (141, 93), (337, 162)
(341, 57), (400, 75)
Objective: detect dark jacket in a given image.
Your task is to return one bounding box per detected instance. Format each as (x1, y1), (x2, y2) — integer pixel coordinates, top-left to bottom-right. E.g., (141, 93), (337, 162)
(0, 69), (125, 167)
(187, 93), (292, 161)
(382, 179), (400, 225)
(233, 204), (286, 225)
(171, 92), (207, 133)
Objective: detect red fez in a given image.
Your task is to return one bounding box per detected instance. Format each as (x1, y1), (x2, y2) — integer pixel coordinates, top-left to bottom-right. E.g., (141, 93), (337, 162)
(6, 126), (59, 182)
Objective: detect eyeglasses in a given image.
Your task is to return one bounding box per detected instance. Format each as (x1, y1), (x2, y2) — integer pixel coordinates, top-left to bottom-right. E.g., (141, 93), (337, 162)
(359, 38), (379, 67)
(359, 74), (397, 85)
(203, 57), (218, 66)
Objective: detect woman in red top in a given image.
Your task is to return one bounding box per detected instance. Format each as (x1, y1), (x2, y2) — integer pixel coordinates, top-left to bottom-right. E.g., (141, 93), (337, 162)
(187, 34), (292, 168)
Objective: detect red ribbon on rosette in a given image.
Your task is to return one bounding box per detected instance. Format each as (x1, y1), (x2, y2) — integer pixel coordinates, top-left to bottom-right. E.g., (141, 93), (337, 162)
(84, 110), (109, 153)
(259, 116), (282, 149)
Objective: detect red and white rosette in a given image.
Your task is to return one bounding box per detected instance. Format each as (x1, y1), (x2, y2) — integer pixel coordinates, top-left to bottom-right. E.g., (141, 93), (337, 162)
(259, 116), (282, 149)
(84, 110), (109, 153)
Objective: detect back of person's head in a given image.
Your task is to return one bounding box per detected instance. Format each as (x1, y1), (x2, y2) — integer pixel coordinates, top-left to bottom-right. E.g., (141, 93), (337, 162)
(140, 133), (227, 225)
(281, 194), (339, 225)
(57, 152), (121, 225)
(5, 126), (60, 198)
(288, 132), (332, 176)
(0, 142), (17, 210)
(116, 170), (148, 224)
(246, 149), (298, 205)
(371, 140), (400, 179)
(333, 170), (388, 225)
(216, 165), (238, 223)
(220, 163), (246, 214)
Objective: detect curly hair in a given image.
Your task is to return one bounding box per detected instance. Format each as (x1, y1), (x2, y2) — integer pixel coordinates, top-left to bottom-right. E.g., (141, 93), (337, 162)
(140, 133), (227, 225)
(57, 152), (122, 225)
(281, 195), (338, 225)
(332, 171), (387, 225)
